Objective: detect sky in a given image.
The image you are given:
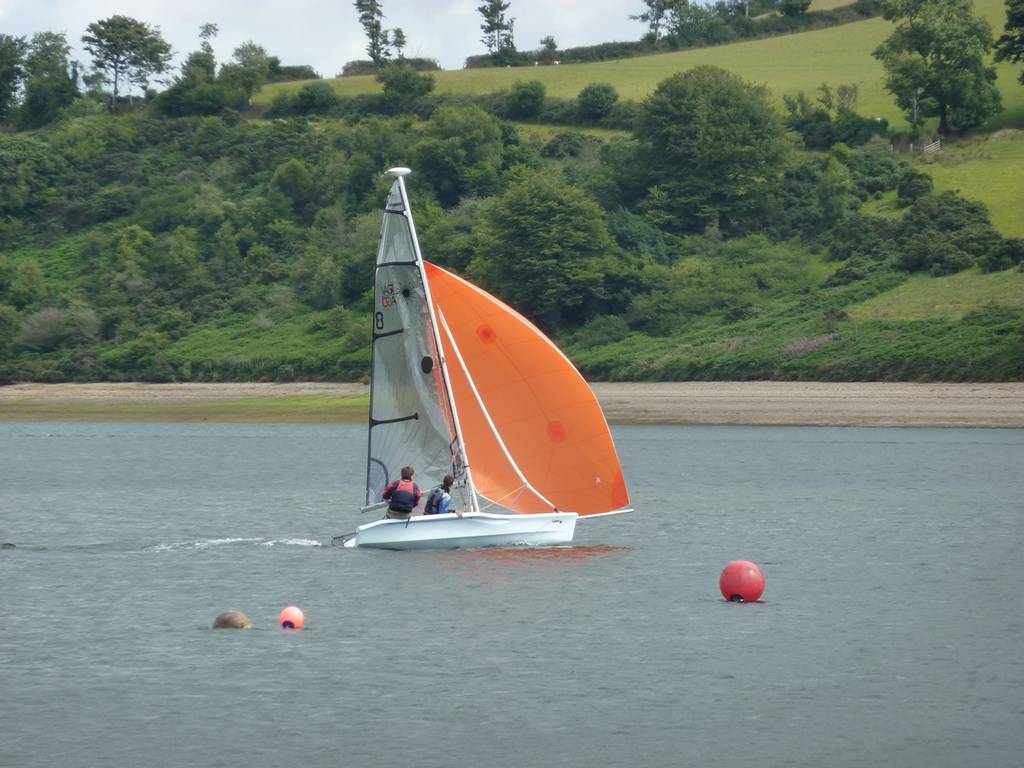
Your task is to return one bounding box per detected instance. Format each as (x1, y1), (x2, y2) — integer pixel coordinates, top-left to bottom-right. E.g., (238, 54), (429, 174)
(1, 0), (649, 80)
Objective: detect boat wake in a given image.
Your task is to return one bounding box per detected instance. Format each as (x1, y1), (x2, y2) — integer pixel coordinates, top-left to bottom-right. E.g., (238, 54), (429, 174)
(146, 537), (322, 552)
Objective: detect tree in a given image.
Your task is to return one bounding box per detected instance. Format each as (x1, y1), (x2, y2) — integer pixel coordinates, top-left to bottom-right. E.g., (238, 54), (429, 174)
(82, 15), (172, 111)
(23, 32), (72, 81)
(538, 35), (558, 64)
(157, 25), (236, 118)
(777, 0), (812, 16)
(391, 28), (407, 60)
(415, 106), (503, 206)
(18, 32), (78, 128)
(0, 34), (27, 122)
(478, 0), (515, 53)
(665, 2), (722, 46)
(630, 0), (670, 41)
(354, 0), (390, 65)
(995, 0), (1024, 83)
(199, 23), (218, 55)
(376, 64), (434, 111)
(873, 0), (1002, 134)
(224, 41), (271, 103)
(505, 79), (544, 118)
(634, 66), (789, 233)
(578, 83), (619, 122)
(469, 173), (614, 330)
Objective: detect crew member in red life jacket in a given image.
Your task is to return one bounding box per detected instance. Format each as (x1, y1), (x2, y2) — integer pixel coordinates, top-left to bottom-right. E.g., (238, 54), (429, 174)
(382, 465), (421, 520)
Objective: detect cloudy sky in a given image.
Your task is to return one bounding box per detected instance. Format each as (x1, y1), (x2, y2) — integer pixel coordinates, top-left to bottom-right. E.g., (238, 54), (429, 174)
(1, 0), (649, 77)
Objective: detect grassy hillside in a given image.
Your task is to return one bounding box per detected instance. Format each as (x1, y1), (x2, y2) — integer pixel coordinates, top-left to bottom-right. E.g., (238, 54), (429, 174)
(568, 260), (1024, 382)
(847, 269), (1024, 320)
(3, 0), (1022, 387)
(258, 0), (1023, 132)
(914, 131), (1024, 238)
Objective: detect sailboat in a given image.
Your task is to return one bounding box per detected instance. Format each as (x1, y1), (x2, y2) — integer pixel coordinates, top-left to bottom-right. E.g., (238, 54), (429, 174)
(337, 167), (631, 550)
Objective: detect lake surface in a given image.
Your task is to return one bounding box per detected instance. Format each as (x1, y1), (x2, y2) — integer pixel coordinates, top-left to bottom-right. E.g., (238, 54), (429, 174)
(2, 422), (1022, 768)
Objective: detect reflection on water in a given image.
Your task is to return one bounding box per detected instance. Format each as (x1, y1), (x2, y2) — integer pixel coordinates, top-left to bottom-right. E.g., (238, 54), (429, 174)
(444, 544), (633, 564)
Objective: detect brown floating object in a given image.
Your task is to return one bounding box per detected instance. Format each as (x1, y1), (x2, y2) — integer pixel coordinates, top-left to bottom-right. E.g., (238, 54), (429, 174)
(212, 610), (253, 629)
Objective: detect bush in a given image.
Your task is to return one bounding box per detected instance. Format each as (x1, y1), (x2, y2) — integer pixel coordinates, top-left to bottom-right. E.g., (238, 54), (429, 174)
(294, 82), (338, 114)
(567, 315), (632, 349)
(18, 307), (65, 351)
(505, 80), (545, 119)
(778, 0), (812, 16)
(896, 168), (933, 207)
(784, 93), (834, 150)
(832, 111), (887, 146)
(979, 239), (1024, 273)
(577, 83), (619, 122)
(897, 192), (1005, 274)
(848, 142), (905, 196)
(376, 65), (435, 111)
(541, 131), (588, 159)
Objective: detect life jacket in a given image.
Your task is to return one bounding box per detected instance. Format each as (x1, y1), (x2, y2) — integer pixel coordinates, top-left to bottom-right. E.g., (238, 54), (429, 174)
(426, 486), (448, 515)
(385, 478), (419, 512)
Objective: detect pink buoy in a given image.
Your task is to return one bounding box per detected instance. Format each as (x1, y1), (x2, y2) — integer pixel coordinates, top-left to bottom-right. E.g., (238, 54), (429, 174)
(279, 606), (305, 629)
(719, 560), (765, 602)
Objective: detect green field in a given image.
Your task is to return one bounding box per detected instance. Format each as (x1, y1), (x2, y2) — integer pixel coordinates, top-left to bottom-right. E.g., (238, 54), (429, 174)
(847, 268), (1024, 321)
(257, 0), (1023, 132)
(915, 131), (1024, 238)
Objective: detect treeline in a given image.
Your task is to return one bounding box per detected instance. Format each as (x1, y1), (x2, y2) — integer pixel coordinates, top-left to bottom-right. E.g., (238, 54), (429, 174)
(265, 67), (892, 147)
(466, 0), (880, 68)
(0, 18), (314, 129)
(2, 64), (1022, 383)
(265, 73), (640, 131)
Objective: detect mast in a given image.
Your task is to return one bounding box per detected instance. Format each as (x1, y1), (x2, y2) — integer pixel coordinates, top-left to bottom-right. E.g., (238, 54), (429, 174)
(388, 168), (481, 515)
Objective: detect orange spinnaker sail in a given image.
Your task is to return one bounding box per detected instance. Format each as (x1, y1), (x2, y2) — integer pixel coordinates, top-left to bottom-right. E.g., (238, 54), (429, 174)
(424, 262), (630, 516)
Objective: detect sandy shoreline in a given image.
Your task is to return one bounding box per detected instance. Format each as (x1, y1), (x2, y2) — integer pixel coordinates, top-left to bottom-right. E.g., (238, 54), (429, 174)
(1, 381), (1022, 427)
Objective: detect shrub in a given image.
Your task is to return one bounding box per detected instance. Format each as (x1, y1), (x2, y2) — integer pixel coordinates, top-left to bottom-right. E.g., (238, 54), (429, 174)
(577, 83), (619, 122)
(832, 111), (887, 147)
(896, 192), (1004, 274)
(541, 131), (587, 158)
(896, 168), (933, 207)
(848, 142), (905, 196)
(18, 307), (65, 350)
(376, 65), (435, 110)
(778, 0), (812, 16)
(294, 82), (338, 114)
(979, 239), (1024, 273)
(505, 80), (545, 119)
(568, 315), (632, 349)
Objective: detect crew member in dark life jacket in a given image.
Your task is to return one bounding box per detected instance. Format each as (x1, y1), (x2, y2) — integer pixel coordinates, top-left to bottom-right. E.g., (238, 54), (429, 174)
(424, 474), (463, 518)
(382, 465), (421, 519)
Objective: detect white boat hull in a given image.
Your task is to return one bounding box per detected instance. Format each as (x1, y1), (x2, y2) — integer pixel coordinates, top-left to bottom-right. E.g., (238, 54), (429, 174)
(341, 511), (578, 550)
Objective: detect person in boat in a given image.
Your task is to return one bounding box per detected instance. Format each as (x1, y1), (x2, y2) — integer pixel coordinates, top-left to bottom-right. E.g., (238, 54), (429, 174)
(382, 465), (422, 519)
(424, 474), (463, 518)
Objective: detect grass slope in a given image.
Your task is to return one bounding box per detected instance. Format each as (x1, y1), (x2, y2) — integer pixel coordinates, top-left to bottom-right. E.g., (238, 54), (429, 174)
(568, 255), (1024, 382)
(847, 268), (1024, 320)
(915, 131), (1024, 238)
(258, 0), (1023, 132)
(161, 314), (369, 380)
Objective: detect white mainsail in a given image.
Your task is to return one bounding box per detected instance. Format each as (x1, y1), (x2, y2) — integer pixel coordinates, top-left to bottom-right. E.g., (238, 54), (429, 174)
(364, 171), (468, 510)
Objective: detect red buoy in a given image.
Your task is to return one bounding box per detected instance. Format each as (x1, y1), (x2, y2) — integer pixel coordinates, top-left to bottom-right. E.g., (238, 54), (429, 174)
(719, 560), (765, 602)
(279, 606), (305, 629)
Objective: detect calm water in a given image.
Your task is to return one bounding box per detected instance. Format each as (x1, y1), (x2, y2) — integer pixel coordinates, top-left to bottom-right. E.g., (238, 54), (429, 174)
(2, 422), (1022, 768)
